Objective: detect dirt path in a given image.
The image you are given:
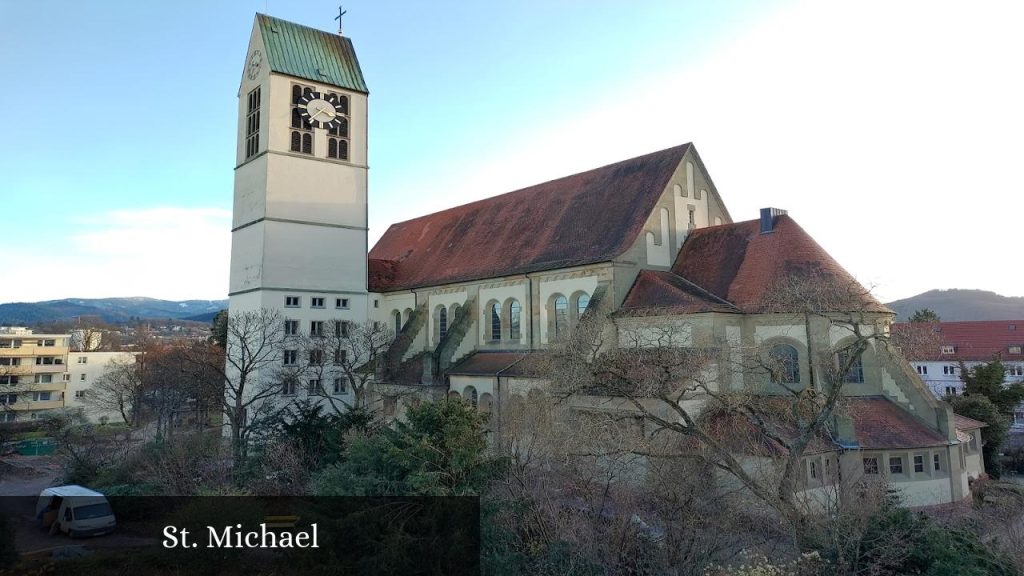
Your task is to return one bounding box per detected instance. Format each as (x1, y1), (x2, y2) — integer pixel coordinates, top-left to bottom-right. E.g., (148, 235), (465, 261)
(0, 455), (61, 496)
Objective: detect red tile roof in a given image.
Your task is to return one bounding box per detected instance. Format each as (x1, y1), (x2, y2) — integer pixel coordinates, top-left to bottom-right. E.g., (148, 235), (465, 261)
(446, 352), (528, 376)
(446, 351), (551, 377)
(669, 215), (889, 314)
(954, 414), (987, 430)
(846, 397), (949, 449)
(368, 144), (693, 292)
(618, 270), (740, 316)
(891, 320), (1024, 362)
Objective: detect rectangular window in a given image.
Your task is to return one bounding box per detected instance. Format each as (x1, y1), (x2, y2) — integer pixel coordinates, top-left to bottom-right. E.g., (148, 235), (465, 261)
(77, 356), (87, 364)
(0, 339), (21, 348)
(36, 357), (61, 365)
(944, 386), (957, 396)
(915, 365), (927, 375)
(336, 321), (350, 338)
(34, 374), (53, 384)
(38, 339), (55, 347)
(310, 321), (324, 337)
(0, 376), (18, 385)
(32, 392), (52, 402)
(285, 296), (300, 307)
(282, 380), (296, 396)
(0, 357), (19, 366)
(80, 373), (86, 381)
(863, 457), (879, 475)
(62, 374), (70, 381)
(245, 86), (261, 159)
(914, 455), (924, 473)
(0, 394), (17, 404)
(1, 412), (15, 422)
(889, 457), (903, 475)
(308, 379), (322, 394)
(336, 298), (350, 309)
(933, 453), (941, 471)
(283, 350), (298, 366)
(309, 350), (323, 365)
(334, 348), (347, 365)
(809, 461), (817, 480)
(311, 298), (325, 308)
(333, 377), (346, 394)
(374, 299), (379, 309)
(75, 390), (86, 398)
(1009, 346), (1022, 355)
(943, 365), (957, 375)
(284, 320), (299, 336)
(837, 350), (864, 384)
(941, 345), (955, 355)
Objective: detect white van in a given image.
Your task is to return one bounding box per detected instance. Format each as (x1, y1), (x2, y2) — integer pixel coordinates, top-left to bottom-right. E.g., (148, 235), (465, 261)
(35, 485), (116, 538)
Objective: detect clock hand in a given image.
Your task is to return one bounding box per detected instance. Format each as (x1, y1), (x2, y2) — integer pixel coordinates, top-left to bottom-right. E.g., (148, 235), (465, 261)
(308, 108), (326, 123)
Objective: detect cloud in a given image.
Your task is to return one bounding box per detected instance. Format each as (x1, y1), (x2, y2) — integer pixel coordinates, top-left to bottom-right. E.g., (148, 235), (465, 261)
(3, 207), (231, 302)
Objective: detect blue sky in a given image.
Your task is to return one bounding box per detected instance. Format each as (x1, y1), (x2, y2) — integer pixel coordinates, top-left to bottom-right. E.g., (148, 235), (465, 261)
(1, 1), (1021, 303)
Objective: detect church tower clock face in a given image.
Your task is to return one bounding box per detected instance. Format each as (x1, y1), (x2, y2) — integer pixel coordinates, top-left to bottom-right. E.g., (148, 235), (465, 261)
(297, 91), (345, 129)
(246, 50), (262, 80)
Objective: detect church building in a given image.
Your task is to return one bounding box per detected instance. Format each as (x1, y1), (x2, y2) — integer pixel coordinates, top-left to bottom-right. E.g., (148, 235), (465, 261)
(228, 14), (985, 508)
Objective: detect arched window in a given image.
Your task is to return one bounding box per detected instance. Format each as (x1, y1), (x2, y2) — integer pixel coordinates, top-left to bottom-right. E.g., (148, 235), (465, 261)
(576, 293), (590, 320)
(338, 139), (348, 160)
(393, 310), (402, 335)
(438, 306), (448, 341)
(509, 300), (521, 340)
(336, 94), (349, 115)
(291, 108), (303, 129)
(291, 85), (302, 104)
(464, 386), (478, 409)
(334, 117), (349, 138)
(769, 344), (799, 384)
(479, 393), (493, 413)
(328, 139), (338, 158)
(490, 302), (501, 342)
(838, 349), (864, 384)
(554, 295), (568, 337)
(290, 131), (301, 152)
(301, 133), (312, 154)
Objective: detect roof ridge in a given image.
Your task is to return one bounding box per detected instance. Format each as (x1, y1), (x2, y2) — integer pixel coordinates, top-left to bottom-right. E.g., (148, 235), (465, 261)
(257, 13), (337, 37)
(380, 143), (692, 231)
(655, 270), (740, 309)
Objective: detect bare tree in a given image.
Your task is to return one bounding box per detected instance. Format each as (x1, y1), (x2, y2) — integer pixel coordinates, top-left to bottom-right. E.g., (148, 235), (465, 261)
(184, 309), (288, 472)
(84, 354), (144, 426)
(290, 320), (393, 414)
(538, 271), (903, 550)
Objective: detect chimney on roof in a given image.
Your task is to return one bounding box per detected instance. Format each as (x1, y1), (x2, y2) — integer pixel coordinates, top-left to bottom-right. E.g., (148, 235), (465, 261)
(759, 207), (787, 234)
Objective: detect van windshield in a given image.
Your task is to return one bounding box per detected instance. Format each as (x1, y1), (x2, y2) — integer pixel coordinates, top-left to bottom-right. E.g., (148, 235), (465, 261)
(73, 503), (113, 520)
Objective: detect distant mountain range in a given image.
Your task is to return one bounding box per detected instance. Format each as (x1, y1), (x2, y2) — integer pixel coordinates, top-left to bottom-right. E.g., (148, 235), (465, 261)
(0, 297), (227, 325)
(886, 289), (1024, 322)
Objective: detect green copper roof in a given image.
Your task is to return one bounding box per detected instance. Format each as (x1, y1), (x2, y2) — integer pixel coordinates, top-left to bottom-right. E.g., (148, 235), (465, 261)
(257, 14), (368, 94)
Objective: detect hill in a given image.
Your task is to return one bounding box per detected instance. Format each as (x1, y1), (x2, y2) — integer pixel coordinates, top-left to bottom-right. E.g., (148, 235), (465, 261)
(0, 297), (227, 325)
(886, 289), (1024, 322)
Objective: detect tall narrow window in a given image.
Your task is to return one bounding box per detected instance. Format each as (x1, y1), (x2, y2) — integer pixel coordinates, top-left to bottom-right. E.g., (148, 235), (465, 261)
(290, 83), (313, 155)
(394, 310), (403, 335)
(438, 307), (448, 341)
(245, 86), (261, 159)
(326, 92), (349, 160)
(769, 344), (800, 384)
(490, 302), (501, 342)
(554, 295), (569, 337)
(576, 294), (590, 319)
(509, 300), (522, 340)
(838, 350), (864, 384)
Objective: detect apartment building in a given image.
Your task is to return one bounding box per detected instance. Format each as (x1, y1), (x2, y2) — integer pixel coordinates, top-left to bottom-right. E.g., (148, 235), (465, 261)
(0, 327), (70, 422)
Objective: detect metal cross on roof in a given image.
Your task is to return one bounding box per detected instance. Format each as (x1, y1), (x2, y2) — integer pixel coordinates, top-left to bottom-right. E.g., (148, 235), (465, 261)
(334, 5), (347, 35)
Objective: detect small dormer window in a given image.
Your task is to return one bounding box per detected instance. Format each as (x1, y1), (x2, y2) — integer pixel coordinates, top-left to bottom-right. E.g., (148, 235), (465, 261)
(1009, 346), (1022, 355)
(941, 345), (955, 355)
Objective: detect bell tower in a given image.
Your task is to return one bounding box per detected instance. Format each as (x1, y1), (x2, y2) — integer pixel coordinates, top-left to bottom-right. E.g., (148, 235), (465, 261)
(229, 14), (370, 329)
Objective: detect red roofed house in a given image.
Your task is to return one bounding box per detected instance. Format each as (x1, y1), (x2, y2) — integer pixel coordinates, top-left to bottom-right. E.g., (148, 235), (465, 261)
(227, 14), (982, 508)
(893, 320), (1024, 426)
